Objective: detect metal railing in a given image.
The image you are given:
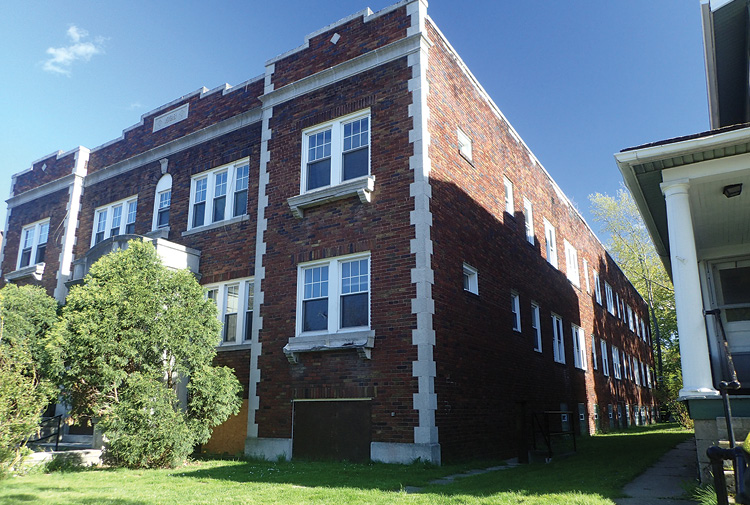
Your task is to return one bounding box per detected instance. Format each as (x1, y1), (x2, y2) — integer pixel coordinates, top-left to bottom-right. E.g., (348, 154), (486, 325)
(27, 415), (62, 451)
(531, 410), (576, 461)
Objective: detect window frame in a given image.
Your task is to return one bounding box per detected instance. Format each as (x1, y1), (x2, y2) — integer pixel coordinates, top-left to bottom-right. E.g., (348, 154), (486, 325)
(301, 110), (371, 194)
(612, 346), (622, 379)
(296, 253), (371, 337)
(523, 197), (534, 244)
(601, 340), (610, 377)
(511, 291), (521, 332)
(503, 176), (514, 215)
(91, 196), (138, 247)
(571, 324), (587, 370)
(187, 158), (250, 231)
(531, 302), (542, 352)
(17, 219), (50, 270)
(605, 282), (615, 315)
(543, 219), (558, 268)
(583, 258), (590, 293)
(204, 277), (254, 347)
(591, 335), (598, 370)
(552, 313), (565, 364)
(463, 263), (479, 295)
(457, 128), (472, 162)
(593, 270), (602, 305)
(564, 240), (580, 287)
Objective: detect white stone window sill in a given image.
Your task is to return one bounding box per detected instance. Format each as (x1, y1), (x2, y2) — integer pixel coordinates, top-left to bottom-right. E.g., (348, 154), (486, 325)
(216, 342), (253, 352)
(287, 175), (375, 219)
(5, 263), (45, 282)
(283, 330), (375, 363)
(182, 214), (249, 237)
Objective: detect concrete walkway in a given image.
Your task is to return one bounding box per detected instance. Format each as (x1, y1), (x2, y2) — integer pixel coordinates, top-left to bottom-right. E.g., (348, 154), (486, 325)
(615, 438), (698, 505)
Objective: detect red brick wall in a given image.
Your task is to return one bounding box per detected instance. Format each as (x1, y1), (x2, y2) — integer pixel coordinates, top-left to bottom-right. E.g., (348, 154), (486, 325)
(270, 6), (409, 89)
(2, 188), (70, 295)
(13, 150), (77, 196)
(87, 81), (262, 174)
(425, 20), (654, 460)
(256, 57), (418, 444)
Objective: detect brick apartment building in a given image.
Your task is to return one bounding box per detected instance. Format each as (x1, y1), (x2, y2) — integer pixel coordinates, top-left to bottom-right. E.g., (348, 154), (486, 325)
(1, 0), (655, 464)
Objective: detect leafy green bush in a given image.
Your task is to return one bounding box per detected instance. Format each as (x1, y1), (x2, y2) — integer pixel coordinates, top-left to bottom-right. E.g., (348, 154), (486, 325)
(55, 240), (242, 468)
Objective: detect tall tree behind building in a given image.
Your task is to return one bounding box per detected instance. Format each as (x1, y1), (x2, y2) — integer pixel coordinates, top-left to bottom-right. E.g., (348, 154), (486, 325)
(590, 189), (686, 424)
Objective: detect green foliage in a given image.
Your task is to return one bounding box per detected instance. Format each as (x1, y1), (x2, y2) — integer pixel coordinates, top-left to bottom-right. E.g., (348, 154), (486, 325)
(0, 285), (60, 477)
(590, 189), (684, 417)
(55, 240), (242, 468)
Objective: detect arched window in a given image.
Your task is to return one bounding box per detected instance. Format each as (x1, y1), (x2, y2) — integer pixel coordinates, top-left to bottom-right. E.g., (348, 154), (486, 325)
(152, 174), (172, 230)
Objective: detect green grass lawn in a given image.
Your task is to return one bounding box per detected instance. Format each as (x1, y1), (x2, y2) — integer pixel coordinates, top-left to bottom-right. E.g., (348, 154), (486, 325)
(0, 423), (693, 505)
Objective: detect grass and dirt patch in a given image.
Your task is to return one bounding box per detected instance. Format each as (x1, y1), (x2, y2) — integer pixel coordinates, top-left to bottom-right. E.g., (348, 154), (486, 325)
(0, 423), (693, 505)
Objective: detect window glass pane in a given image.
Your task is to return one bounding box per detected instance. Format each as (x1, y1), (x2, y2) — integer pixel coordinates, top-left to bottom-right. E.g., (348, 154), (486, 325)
(236, 165), (249, 191)
(193, 201), (205, 228)
(342, 148), (368, 181)
(127, 201), (137, 225)
(341, 292), (368, 328)
(244, 282), (254, 341)
(341, 259), (368, 294)
(111, 206), (122, 236)
(226, 285), (239, 313)
(159, 190), (171, 210)
(157, 209), (169, 228)
(304, 265), (329, 300)
(96, 211), (107, 233)
(213, 195), (226, 222)
(35, 244), (46, 264)
(234, 190), (247, 218)
(303, 299), (328, 331)
(308, 130), (332, 162)
(307, 159), (331, 190)
(215, 172), (227, 198)
(194, 178), (207, 203)
(343, 118), (369, 152)
(22, 228), (34, 249)
(224, 313), (237, 343)
(721, 267), (750, 304)
(38, 223), (49, 245)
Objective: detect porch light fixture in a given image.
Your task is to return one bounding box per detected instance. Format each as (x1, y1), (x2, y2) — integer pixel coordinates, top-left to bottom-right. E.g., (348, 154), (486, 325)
(723, 183), (742, 198)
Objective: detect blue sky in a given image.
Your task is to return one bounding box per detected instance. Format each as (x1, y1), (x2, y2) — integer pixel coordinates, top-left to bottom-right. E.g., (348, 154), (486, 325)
(0, 1), (707, 239)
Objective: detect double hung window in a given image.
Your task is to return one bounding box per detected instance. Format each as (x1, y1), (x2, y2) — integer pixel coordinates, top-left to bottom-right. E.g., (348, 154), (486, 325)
(297, 254), (370, 336)
(543, 219), (558, 268)
(157, 190), (171, 228)
(511, 292), (521, 332)
(593, 270), (602, 305)
(302, 112), (370, 192)
(92, 197), (137, 246)
(457, 128), (472, 161)
(188, 159), (250, 230)
(204, 278), (254, 345)
(572, 324), (586, 370)
(504, 177), (514, 215)
(605, 282), (615, 315)
(591, 335), (598, 370)
(531, 303), (542, 352)
(552, 314), (565, 363)
(601, 340), (610, 376)
(523, 197), (534, 244)
(612, 346), (622, 379)
(564, 240), (579, 287)
(18, 220), (50, 269)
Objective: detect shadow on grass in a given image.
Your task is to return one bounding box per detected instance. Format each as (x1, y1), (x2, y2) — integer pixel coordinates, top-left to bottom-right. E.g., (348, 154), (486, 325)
(0, 495), (148, 505)
(175, 424), (693, 499)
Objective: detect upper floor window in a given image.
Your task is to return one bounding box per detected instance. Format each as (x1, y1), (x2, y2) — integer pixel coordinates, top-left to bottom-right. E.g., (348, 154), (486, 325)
(188, 159), (250, 230)
(591, 335), (598, 370)
(627, 305), (635, 331)
(552, 313), (565, 364)
(463, 263), (479, 295)
(17, 219), (49, 269)
(593, 270), (602, 305)
(92, 197), (137, 246)
(601, 340), (610, 377)
(503, 177), (514, 215)
(152, 174), (172, 231)
(511, 291), (521, 332)
(612, 346), (622, 379)
(583, 259), (590, 293)
(297, 253), (370, 336)
(523, 197), (534, 244)
(302, 111), (370, 193)
(605, 282), (615, 315)
(205, 277), (254, 345)
(572, 324), (586, 370)
(564, 240), (579, 287)
(531, 302), (542, 352)
(457, 128), (472, 162)
(543, 219), (558, 268)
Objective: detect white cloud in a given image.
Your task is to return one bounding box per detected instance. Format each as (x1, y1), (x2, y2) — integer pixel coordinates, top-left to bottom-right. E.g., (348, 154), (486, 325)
(43, 25), (105, 76)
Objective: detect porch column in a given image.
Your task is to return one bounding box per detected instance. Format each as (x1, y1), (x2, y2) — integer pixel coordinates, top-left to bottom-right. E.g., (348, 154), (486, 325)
(661, 180), (718, 398)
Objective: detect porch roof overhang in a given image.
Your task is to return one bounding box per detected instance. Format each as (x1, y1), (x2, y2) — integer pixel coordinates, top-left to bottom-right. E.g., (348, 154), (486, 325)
(615, 123), (750, 276)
